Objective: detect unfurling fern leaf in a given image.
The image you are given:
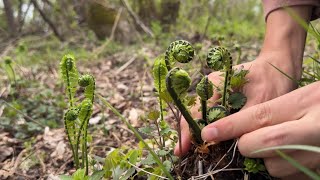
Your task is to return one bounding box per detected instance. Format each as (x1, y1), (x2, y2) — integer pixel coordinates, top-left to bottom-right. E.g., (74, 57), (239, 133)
(207, 47), (233, 107)
(166, 68), (202, 144)
(153, 55), (168, 95)
(79, 74), (95, 103)
(196, 76), (214, 123)
(60, 54), (79, 107)
(60, 54), (95, 175)
(165, 40), (194, 70)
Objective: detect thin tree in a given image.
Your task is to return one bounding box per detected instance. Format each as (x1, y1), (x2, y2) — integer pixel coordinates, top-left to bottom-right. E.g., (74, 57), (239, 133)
(3, 0), (18, 37)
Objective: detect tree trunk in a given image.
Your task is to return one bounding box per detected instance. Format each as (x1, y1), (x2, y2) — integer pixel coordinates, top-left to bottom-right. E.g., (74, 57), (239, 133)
(160, 0), (180, 32)
(136, 0), (157, 26)
(3, 0), (18, 37)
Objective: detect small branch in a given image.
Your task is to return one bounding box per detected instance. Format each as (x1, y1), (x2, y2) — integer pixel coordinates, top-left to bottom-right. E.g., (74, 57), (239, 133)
(115, 56), (136, 74)
(120, 0), (154, 38)
(166, 69), (202, 144)
(31, 0), (64, 41)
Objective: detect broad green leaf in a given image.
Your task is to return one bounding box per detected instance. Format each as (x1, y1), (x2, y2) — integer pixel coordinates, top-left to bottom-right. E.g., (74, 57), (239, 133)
(157, 149), (170, 156)
(228, 92), (247, 109)
(72, 169), (88, 180)
(138, 125), (158, 136)
(89, 170), (105, 180)
(147, 110), (160, 121)
(120, 167), (136, 180)
(230, 68), (248, 90)
(59, 175), (73, 180)
(141, 153), (156, 165)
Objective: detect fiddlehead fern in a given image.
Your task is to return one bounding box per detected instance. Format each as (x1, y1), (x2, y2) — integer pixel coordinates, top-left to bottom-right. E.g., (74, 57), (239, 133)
(60, 54), (95, 175)
(207, 46), (233, 107)
(65, 108), (78, 121)
(196, 76), (213, 124)
(207, 105), (229, 123)
(166, 68), (202, 144)
(60, 54), (79, 107)
(152, 55), (169, 148)
(3, 57), (17, 86)
(79, 74), (95, 103)
(165, 40), (194, 70)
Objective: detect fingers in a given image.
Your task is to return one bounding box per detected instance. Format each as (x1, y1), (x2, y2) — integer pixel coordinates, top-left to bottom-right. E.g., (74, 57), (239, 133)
(264, 151), (320, 178)
(201, 84), (311, 142)
(174, 118), (191, 156)
(238, 119), (320, 158)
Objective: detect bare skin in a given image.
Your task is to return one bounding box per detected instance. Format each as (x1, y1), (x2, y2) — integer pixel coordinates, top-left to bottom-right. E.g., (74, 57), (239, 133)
(174, 5), (319, 179)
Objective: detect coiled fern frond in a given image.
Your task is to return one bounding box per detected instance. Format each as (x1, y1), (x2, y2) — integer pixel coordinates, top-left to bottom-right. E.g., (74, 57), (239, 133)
(165, 40), (194, 70)
(79, 74), (95, 103)
(166, 67), (202, 144)
(60, 54), (79, 107)
(207, 46), (233, 107)
(60, 54), (95, 175)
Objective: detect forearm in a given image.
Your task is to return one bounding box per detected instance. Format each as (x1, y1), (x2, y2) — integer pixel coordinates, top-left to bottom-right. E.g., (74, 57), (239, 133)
(259, 6), (312, 79)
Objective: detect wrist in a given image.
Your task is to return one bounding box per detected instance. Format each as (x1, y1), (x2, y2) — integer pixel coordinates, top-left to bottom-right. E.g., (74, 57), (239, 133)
(258, 5), (312, 80)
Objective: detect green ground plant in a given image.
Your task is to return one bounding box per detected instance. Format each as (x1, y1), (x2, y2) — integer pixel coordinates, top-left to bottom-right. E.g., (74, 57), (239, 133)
(60, 54), (95, 175)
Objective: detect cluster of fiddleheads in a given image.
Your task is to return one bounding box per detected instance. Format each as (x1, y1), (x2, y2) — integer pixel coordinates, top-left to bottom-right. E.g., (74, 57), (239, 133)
(60, 54), (95, 175)
(155, 40), (247, 145)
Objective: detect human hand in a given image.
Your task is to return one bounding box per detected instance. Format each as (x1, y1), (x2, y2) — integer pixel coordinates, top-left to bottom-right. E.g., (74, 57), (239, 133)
(174, 52), (301, 156)
(201, 81), (320, 178)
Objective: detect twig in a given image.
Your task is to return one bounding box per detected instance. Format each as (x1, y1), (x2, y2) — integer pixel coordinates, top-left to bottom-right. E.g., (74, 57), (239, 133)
(30, 0), (64, 41)
(126, 161), (169, 179)
(115, 56), (136, 74)
(10, 149), (28, 176)
(209, 139), (237, 171)
(192, 140), (240, 179)
(120, 0), (154, 37)
(55, 155), (73, 174)
(36, 153), (46, 174)
(198, 160), (203, 175)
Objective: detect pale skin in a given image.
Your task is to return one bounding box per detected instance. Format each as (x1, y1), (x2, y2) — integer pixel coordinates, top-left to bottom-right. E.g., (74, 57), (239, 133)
(174, 5), (320, 179)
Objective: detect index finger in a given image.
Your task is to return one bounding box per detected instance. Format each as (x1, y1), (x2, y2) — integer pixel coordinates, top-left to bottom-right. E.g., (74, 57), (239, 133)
(201, 83), (317, 142)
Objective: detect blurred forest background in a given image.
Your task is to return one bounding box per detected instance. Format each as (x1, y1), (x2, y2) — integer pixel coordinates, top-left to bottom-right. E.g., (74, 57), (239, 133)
(0, 0), (269, 179)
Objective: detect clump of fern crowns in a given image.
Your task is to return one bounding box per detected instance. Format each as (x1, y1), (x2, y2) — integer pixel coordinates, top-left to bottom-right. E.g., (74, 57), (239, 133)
(154, 40), (248, 145)
(60, 54), (95, 175)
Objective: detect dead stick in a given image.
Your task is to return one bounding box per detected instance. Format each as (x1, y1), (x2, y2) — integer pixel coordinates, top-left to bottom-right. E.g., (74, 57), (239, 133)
(120, 0), (154, 37)
(31, 0), (64, 41)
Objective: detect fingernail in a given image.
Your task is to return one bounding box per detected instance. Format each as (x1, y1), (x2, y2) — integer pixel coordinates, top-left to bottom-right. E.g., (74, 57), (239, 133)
(202, 127), (218, 141)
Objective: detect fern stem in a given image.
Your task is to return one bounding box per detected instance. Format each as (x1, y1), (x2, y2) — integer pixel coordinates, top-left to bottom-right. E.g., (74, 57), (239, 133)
(65, 69), (73, 107)
(64, 117), (78, 169)
(83, 121), (89, 175)
(222, 70), (229, 107)
(166, 72), (203, 144)
(201, 76), (208, 123)
(97, 95), (174, 180)
(75, 108), (91, 170)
